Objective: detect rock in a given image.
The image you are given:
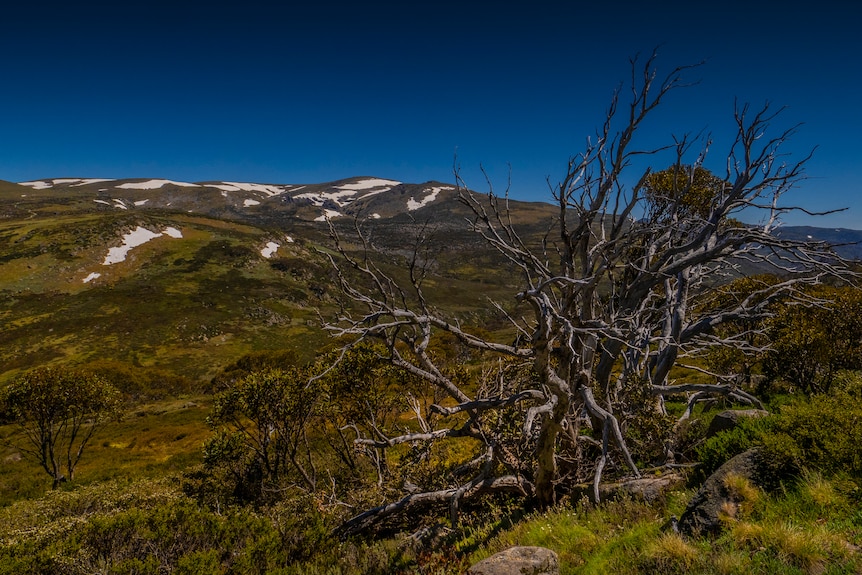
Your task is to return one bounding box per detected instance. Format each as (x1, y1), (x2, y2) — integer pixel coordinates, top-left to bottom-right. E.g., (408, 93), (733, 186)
(678, 448), (762, 537)
(467, 546), (560, 575)
(660, 515), (680, 533)
(569, 471), (685, 503)
(3, 452), (23, 463)
(706, 409), (769, 438)
(600, 472), (685, 502)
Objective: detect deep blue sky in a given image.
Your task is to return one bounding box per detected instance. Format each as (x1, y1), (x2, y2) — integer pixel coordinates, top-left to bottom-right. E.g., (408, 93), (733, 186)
(1, 1), (859, 227)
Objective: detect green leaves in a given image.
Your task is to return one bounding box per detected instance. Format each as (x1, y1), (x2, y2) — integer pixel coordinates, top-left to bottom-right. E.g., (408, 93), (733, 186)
(643, 165), (727, 223)
(764, 285), (862, 394)
(0, 366), (121, 488)
(204, 364), (321, 502)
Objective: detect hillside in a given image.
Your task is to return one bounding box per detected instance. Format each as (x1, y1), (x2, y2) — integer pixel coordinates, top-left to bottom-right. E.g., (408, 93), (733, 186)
(0, 177), (549, 385)
(3, 176), (862, 574)
(1, 175), (857, 385)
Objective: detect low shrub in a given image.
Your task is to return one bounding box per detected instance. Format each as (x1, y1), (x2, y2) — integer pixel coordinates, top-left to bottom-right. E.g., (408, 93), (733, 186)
(697, 373), (862, 487)
(695, 416), (775, 482)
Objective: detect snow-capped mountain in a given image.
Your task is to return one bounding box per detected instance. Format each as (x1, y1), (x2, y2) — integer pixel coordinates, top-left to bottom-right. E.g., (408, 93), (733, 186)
(13, 176), (459, 223)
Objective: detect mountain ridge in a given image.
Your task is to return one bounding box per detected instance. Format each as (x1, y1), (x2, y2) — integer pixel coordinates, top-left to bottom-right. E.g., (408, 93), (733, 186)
(0, 176), (525, 384)
(2, 175), (859, 385)
(9, 176), (461, 223)
(7, 175), (859, 258)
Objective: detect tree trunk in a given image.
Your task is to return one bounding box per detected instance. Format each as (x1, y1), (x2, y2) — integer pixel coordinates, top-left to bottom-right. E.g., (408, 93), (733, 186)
(533, 394), (569, 507)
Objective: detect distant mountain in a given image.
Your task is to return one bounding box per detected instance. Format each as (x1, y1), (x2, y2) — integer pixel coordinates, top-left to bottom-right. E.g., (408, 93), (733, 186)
(774, 226), (862, 261)
(1, 175), (858, 386)
(7, 177), (463, 224)
(10, 176), (859, 257)
(0, 176), (527, 385)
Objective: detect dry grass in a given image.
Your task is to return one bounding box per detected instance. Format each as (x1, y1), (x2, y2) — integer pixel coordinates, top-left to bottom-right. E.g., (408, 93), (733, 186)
(644, 532), (702, 571)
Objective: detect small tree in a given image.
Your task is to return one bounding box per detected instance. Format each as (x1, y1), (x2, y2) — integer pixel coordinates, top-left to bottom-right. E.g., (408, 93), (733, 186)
(0, 366), (121, 488)
(643, 164), (727, 222)
(764, 285), (862, 394)
(315, 342), (425, 487)
(197, 345), (430, 510)
(204, 365), (321, 503)
(699, 274), (781, 384)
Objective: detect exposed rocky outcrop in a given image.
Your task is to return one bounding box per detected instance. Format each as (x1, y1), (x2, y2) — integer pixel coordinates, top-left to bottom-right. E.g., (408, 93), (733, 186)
(467, 546), (560, 575)
(678, 448), (762, 537)
(706, 409), (769, 438)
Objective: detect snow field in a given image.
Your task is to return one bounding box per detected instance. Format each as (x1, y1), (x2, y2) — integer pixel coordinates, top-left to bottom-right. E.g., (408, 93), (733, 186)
(215, 182), (293, 196)
(314, 209), (342, 222)
(117, 180), (200, 190)
(259, 236), (295, 259)
(20, 178), (116, 189)
(407, 186), (452, 211)
(101, 226), (183, 266)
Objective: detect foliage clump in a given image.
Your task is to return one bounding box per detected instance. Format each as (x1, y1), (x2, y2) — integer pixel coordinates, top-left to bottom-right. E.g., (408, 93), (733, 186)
(764, 285), (862, 394)
(697, 373), (862, 487)
(0, 366), (121, 488)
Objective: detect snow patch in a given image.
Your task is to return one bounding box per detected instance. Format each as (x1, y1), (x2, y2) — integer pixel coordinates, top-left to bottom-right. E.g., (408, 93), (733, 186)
(370, 213), (381, 219)
(71, 179), (115, 186)
(260, 241), (280, 258)
(94, 198), (130, 209)
(314, 209), (342, 222)
(407, 186), (451, 211)
(336, 178), (400, 191)
(163, 227), (183, 238)
(294, 193), (325, 207)
(83, 272), (101, 283)
(102, 226), (181, 265)
(216, 182), (291, 196)
(243, 199), (261, 207)
(19, 181), (51, 189)
(21, 178), (116, 189)
(117, 179), (199, 190)
(134, 199), (149, 206)
(295, 189), (357, 205)
(296, 179), (401, 209)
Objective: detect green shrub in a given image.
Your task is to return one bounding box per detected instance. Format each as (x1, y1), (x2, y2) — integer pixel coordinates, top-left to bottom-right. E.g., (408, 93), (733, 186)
(0, 477), (339, 575)
(764, 388), (862, 480)
(695, 415), (775, 481)
(81, 359), (197, 400)
(697, 373), (862, 486)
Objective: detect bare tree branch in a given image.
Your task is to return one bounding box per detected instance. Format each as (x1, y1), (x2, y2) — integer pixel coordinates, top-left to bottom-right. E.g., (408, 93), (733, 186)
(319, 52), (856, 534)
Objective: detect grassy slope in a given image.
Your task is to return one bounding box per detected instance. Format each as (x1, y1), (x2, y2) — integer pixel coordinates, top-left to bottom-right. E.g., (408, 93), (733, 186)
(0, 396), (212, 505)
(0, 209), (335, 384)
(1, 454), (860, 574)
(459, 475), (862, 575)
(0, 186), (540, 385)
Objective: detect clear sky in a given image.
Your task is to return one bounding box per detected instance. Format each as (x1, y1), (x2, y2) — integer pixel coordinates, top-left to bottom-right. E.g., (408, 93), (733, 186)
(1, 1), (859, 227)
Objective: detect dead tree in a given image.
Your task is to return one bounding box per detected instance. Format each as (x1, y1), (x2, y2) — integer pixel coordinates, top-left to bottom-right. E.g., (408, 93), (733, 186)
(323, 52), (853, 536)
